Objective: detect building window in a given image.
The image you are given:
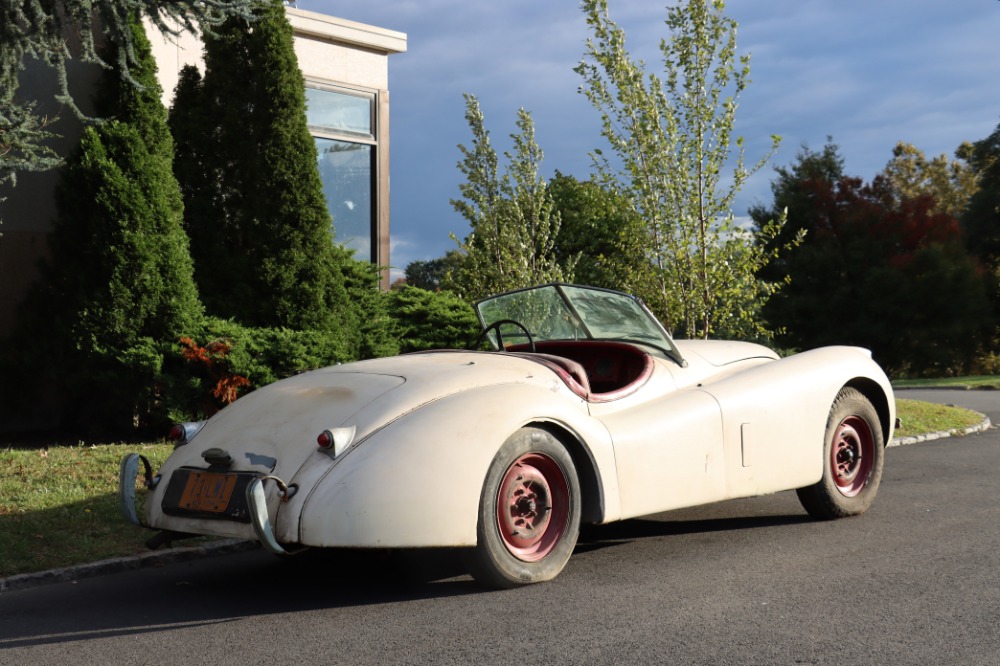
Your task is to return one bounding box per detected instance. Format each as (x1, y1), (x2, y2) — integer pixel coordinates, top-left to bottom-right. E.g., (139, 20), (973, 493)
(305, 84), (378, 262)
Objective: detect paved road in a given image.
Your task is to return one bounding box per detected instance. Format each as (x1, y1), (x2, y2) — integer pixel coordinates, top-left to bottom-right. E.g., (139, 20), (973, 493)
(895, 387), (999, 425)
(1, 392), (998, 665)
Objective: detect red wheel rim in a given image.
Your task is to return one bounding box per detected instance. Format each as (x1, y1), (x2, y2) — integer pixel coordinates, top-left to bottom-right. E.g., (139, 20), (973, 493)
(831, 415), (875, 497)
(496, 453), (570, 562)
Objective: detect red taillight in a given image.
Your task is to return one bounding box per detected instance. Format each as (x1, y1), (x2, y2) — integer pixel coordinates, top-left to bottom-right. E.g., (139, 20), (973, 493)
(317, 430), (334, 449)
(168, 421), (206, 445)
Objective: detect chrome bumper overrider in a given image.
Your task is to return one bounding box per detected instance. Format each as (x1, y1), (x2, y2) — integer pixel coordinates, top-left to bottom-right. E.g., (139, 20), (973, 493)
(119, 453), (154, 527)
(247, 477), (288, 555)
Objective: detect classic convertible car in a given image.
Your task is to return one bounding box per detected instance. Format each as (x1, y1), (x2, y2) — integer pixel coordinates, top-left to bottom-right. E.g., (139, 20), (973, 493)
(120, 283), (895, 588)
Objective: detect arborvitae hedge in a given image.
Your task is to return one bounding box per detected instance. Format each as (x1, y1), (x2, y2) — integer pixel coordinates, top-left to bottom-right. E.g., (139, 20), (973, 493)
(2, 17), (203, 434)
(169, 0), (369, 339)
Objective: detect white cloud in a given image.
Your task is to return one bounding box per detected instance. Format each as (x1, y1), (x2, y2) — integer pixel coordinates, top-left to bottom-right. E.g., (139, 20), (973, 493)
(308, 0), (1000, 268)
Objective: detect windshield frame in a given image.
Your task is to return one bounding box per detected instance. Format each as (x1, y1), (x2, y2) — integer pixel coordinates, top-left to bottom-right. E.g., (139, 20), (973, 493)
(474, 283), (686, 365)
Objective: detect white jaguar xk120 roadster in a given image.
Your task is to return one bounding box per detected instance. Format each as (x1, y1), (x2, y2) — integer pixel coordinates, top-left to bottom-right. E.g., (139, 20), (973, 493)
(121, 283), (895, 588)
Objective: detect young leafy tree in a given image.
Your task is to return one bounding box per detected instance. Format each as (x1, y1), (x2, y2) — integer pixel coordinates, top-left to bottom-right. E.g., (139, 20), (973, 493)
(4, 15), (203, 433)
(169, 0), (370, 343)
(0, 0), (256, 189)
(448, 94), (571, 300)
(575, 0), (791, 340)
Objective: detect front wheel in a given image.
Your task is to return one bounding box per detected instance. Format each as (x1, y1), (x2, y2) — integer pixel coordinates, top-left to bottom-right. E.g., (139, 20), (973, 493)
(797, 387), (885, 520)
(465, 427), (581, 588)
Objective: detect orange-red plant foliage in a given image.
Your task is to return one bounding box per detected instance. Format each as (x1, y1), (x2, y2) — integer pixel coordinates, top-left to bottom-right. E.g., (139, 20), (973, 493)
(178, 336), (251, 414)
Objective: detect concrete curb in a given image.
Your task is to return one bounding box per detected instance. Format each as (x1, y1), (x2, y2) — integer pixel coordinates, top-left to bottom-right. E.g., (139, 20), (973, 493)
(888, 414), (993, 447)
(2, 412), (993, 595)
(0, 538), (259, 595)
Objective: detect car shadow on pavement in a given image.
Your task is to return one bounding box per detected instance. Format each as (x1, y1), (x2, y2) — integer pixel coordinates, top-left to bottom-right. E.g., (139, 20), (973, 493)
(575, 507), (813, 555)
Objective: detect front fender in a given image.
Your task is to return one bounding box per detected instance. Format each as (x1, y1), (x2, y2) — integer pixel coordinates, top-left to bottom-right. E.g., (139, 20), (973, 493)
(284, 382), (617, 548)
(702, 345), (894, 497)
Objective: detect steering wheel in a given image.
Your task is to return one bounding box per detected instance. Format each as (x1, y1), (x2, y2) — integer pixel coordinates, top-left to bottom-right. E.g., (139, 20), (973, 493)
(473, 319), (536, 353)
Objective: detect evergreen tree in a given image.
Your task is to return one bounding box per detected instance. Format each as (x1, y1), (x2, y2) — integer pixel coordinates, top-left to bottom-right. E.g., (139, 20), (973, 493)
(752, 143), (992, 376)
(4, 15), (202, 432)
(387, 286), (480, 353)
(961, 120), (1000, 354)
(962, 121), (1000, 268)
(169, 0), (370, 343)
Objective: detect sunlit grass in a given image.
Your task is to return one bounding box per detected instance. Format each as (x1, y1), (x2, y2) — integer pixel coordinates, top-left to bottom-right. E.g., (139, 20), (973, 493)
(0, 442), (173, 578)
(894, 399), (985, 439)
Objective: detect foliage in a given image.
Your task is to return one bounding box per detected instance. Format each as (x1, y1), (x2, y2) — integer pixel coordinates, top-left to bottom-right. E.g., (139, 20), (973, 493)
(168, 0), (364, 340)
(2, 17), (203, 435)
(880, 141), (979, 219)
(547, 172), (646, 290)
(387, 286), (481, 353)
(448, 94), (571, 300)
(961, 119), (1000, 346)
(0, 0), (256, 189)
(404, 250), (468, 291)
(575, 0), (791, 340)
(157, 317), (352, 423)
(753, 142), (993, 377)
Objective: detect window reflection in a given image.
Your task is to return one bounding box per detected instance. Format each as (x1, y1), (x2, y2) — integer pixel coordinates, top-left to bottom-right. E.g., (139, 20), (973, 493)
(305, 88), (372, 136)
(315, 137), (373, 256)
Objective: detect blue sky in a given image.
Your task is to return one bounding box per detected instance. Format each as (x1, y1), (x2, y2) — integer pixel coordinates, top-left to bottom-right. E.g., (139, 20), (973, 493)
(306, 0), (1000, 279)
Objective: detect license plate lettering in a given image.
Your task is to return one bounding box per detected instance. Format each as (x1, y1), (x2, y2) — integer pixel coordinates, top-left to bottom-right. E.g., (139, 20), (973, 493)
(179, 472), (238, 513)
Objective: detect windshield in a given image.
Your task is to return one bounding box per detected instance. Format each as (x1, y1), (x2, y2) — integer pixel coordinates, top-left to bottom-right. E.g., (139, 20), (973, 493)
(475, 283), (681, 359)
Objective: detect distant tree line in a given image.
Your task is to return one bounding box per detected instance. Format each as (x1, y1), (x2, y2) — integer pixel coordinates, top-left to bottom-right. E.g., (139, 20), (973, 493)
(752, 139), (997, 377)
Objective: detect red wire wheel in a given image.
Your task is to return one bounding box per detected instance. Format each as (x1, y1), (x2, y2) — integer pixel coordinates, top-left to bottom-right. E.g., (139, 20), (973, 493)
(495, 453), (570, 562)
(830, 414), (875, 497)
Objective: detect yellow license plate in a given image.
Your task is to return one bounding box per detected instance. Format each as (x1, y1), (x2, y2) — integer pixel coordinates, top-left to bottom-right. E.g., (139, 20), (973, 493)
(179, 471), (238, 513)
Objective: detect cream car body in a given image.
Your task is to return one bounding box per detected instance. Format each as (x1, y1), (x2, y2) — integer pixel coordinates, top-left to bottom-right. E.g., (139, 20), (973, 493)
(121, 284), (895, 587)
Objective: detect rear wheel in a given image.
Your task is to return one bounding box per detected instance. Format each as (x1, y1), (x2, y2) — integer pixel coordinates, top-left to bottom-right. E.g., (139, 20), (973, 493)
(797, 387), (885, 519)
(466, 427), (580, 588)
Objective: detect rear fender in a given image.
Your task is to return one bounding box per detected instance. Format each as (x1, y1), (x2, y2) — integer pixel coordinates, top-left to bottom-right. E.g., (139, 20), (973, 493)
(289, 382), (617, 548)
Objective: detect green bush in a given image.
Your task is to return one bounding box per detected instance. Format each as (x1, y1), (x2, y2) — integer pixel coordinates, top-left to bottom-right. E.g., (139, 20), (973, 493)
(388, 286), (481, 353)
(155, 317), (353, 425)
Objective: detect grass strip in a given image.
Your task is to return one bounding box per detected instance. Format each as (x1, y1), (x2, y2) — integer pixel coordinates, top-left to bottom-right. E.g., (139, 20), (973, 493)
(894, 398), (985, 439)
(893, 375), (999, 390)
